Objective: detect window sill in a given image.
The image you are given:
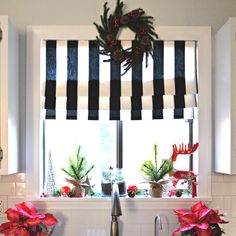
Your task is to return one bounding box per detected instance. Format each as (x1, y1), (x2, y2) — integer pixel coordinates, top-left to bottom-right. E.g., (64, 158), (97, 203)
(31, 196), (212, 211)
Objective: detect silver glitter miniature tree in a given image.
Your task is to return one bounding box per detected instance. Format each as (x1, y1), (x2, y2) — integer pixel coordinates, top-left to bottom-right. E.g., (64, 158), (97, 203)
(45, 151), (57, 196)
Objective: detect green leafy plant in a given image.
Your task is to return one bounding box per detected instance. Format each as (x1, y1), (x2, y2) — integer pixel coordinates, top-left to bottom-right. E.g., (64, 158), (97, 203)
(61, 146), (94, 197)
(141, 144), (174, 184)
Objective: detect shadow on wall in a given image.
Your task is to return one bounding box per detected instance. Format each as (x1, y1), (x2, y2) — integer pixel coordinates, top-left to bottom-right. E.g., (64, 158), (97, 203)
(49, 212), (68, 236)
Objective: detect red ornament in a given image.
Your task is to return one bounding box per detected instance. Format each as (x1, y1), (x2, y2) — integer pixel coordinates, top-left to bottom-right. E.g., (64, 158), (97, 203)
(109, 39), (117, 48)
(139, 27), (146, 35)
(134, 46), (141, 55)
(127, 185), (138, 198)
(114, 18), (119, 28)
(128, 10), (140, 18)
(127, 185), (138, 192)
(120, 16), (129, 25)
(60, 186), (71, 195)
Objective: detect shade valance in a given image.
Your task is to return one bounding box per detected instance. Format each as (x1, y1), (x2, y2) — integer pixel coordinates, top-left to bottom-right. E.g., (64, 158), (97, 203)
(41, 40), (198, 120)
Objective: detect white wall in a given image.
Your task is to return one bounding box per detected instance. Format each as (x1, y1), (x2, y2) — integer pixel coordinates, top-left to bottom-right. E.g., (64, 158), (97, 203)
(0, 0), (236, 235)
(0, 0), (235, 170)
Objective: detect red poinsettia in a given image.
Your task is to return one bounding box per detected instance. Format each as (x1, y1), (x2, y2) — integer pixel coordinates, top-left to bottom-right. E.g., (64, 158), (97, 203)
(172, 201), (228, 236)
(0, 202), (58, 236)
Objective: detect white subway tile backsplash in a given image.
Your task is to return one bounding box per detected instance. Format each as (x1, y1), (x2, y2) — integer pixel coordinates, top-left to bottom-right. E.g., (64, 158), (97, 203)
(0, 173), (25, 183)
(209, 196), (232, 210)
(0, 183), (15, 195)
(8, 196), (26, 208)
(224, 196), (232, 210)
(86, 229), (107, 236)
(212, 182), (232, 196)
(0, 216), (7, 224)
(15, 183), (26, 196)
(223, 174), (236, 182)
(120, 223), (141, 236)
(1, 171), (236, 235)
(211, 173), (224, 182)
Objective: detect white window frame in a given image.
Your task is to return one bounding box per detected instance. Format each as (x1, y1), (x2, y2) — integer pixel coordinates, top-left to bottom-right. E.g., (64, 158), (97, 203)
(26, 25), (212, 210)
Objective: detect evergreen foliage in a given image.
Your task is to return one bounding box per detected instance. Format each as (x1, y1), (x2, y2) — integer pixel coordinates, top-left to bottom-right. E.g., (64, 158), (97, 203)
(141, 144), (174, 183)
(94, 0), (158, 75)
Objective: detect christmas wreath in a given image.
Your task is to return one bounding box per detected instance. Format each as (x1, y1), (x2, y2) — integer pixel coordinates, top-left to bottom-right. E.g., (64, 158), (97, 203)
(94, 0), (158, 75)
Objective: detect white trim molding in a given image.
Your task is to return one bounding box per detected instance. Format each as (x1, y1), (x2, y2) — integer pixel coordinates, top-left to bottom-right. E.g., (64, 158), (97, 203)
(26, 25), (212, 205)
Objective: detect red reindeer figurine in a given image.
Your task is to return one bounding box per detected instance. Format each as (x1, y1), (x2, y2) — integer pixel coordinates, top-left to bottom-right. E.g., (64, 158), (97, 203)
(171, 143), (199, 198)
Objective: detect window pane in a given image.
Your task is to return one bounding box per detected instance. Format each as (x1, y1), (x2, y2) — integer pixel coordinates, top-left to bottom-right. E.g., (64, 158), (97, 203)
(44, 120), (116, 192)
(122, 119), (198, 188)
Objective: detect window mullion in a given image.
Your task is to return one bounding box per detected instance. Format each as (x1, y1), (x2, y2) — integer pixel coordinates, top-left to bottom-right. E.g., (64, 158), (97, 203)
(187, 119), (194, 171)
(116, 120), (123, 168)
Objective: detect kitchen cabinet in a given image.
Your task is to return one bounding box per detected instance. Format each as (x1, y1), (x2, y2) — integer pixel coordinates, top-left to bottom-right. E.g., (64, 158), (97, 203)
(0, 15), (19, 174)
(215, 18), (236, 174)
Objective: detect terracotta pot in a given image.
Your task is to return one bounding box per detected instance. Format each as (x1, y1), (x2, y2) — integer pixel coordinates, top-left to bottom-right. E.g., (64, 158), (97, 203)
(149, 183), (163, 197)
(71, 186), (84, 197)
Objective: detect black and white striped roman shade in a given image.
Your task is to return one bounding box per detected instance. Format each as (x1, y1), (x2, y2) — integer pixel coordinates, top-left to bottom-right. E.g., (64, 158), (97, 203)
(41, 40), (198, 120)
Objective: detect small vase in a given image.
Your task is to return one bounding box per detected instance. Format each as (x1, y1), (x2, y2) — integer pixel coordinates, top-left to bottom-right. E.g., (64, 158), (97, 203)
(101, 181), (126, 196)
(149, 183), (163, 197)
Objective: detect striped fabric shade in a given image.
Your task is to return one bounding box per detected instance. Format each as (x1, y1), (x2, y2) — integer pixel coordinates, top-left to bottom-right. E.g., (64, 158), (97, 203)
(41, 40), (198, 120)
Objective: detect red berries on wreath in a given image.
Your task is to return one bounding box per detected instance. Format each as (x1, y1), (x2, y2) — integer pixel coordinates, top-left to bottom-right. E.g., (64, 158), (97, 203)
(94, 0), (158, 75)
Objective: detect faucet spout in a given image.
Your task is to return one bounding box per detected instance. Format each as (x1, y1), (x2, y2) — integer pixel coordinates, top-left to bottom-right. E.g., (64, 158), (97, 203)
(111, 183), (122, 217)
(154, 215), (162, 236)
(110, 183), (122, 236)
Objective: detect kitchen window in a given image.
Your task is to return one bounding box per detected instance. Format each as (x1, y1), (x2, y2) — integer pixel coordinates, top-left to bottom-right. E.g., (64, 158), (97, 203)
(26, 26), (211, 205)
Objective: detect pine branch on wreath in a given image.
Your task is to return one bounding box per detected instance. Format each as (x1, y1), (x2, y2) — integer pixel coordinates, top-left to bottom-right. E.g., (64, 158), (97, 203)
(94, 0), (158, 75)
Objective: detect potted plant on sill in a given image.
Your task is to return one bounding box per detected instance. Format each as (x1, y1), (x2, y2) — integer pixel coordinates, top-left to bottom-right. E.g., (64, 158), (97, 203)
(101, 167), (126, 196)
(61, 146), (94, 197)
(140, 144), (174, 197)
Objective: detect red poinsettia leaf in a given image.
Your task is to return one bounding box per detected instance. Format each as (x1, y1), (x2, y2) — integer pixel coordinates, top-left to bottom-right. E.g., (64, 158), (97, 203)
(191, 201), (206, 213)
(42, 213), (58, 226)
(195, 222), (209, 230)
(171, 227), (182, 236)
(196, 226), (212, 236)
(202, 209), (228, 224)
(15, 203), (36, 219)
(179, 213), (197, 224)
(0, 222), (13, 233)
(5, 208), (20, 222)
(0, 224), (18, 235)
(38, 233), (48, 236)
(174, 209), (190, 217)
(171, 224), (195, 236)
(18, 227), (30, 236)
(26, 217), (42, 226)
(16, 202), (37, 214)
(197, 207), (212, 220)
(31, 213), (46, 220)
(179, 224), (196, 232)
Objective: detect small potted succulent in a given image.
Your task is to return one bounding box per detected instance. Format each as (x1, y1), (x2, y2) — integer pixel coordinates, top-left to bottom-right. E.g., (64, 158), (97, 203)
(141, 144), (174, 197)
(61, 146), (94, 197)
(101, 167), (126, 196)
